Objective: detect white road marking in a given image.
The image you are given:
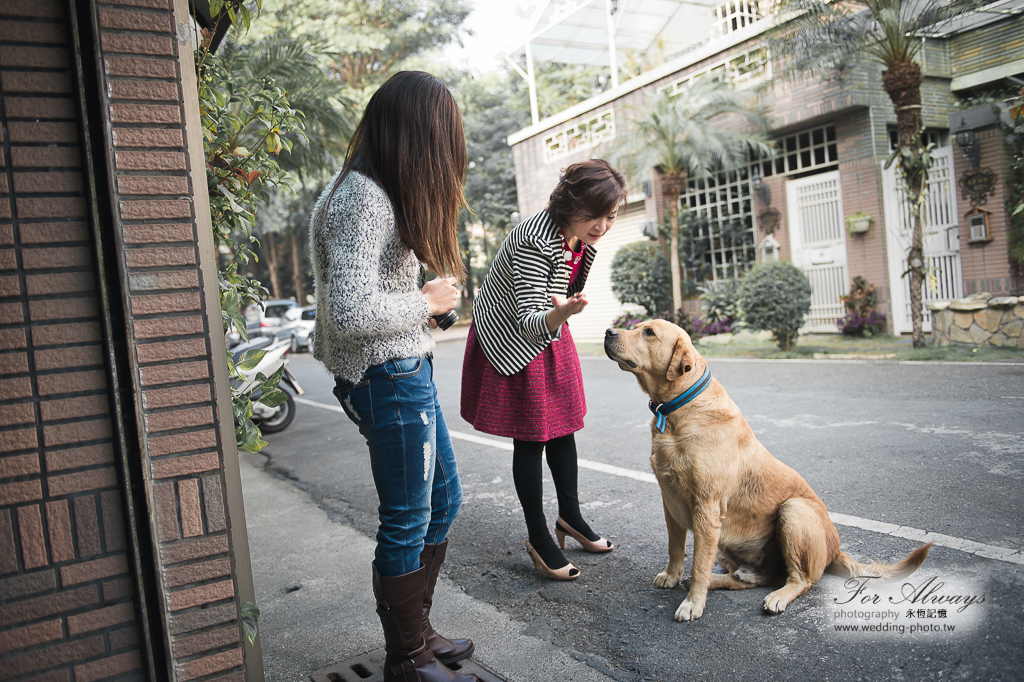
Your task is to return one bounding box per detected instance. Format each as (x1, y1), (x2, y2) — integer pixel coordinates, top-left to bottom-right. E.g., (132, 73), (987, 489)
(584, 356), (1024, 368)
(296, 397), (1021, 565)
(295, 396), (346, 412)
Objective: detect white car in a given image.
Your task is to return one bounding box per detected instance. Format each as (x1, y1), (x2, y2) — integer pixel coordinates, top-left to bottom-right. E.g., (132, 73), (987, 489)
(279, 306), (316, 352)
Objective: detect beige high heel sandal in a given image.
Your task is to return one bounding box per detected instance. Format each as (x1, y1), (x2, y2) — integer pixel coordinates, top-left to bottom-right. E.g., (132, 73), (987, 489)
(525, 540), (579, 580)
(555, 517), (614, 553)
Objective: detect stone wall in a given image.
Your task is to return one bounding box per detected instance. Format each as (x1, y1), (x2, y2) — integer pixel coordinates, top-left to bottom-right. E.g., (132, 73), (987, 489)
(928, 293), (1024, 347)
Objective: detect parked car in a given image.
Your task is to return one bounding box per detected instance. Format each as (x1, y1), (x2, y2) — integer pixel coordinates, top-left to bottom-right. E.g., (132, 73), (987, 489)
(244, 299), (298, 340)
(279, 306), (316, 352)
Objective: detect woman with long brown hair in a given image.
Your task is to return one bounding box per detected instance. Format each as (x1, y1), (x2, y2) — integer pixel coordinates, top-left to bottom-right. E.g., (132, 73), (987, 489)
(309, 71), (478, 682)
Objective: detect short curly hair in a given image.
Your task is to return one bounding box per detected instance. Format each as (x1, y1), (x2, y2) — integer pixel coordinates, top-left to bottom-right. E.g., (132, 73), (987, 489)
(546, 159), (628, 229)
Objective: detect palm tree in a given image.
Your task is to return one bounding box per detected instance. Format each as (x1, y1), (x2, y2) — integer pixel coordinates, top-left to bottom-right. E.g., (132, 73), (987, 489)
(766, 0), (981, 347)
(218, 31), (355, 303)
(608, 78), (775, 312)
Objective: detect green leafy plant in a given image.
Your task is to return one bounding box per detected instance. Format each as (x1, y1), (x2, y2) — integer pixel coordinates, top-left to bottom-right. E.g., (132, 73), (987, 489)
(610, 241), (671, 316)
(697, 279), (741, 326)
(241, 600), (260, 645)
(198, 2), (306, 455)
(739, 261), (812, 351)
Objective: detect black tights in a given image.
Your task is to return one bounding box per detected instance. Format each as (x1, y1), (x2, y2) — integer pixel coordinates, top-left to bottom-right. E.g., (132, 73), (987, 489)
(512, 433), (598, 569)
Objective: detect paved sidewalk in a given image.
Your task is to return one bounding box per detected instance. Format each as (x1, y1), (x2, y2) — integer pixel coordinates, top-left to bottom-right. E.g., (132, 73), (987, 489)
(239, 451), (620, 682)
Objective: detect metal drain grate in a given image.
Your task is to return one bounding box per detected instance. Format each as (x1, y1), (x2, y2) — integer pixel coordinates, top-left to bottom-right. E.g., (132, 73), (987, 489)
(309, 649), (505, 682)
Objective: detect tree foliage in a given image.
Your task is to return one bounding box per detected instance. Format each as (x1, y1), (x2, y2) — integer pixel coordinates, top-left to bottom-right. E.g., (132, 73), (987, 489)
(217, 31), (355, 180)
(739, 261), (812, 351)
(198, 3), (304, 454)
(242, 0), (471, 98)
(606, 78), (774, 312)
(1002, 88), (1024, 271)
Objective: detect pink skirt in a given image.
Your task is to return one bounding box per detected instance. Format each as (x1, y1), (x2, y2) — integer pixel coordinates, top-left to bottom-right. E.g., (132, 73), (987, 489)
(460, 322), (586, 441)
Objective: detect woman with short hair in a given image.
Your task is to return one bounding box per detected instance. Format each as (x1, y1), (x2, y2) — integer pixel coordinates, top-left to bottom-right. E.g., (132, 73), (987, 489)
(461, 159), (627, 580)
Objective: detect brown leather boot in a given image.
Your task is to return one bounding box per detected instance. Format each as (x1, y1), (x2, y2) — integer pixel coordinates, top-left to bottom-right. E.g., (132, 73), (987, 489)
(372, 564), (478, 682)
(420, 541), (475, 665)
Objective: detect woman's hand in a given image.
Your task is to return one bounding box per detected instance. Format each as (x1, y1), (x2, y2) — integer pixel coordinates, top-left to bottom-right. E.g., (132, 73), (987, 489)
(422, 277), (459, 316)
(546, 293), (587, 333)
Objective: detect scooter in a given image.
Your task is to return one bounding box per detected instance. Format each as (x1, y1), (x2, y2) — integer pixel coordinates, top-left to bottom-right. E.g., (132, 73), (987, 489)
(231, 334), (305, 433)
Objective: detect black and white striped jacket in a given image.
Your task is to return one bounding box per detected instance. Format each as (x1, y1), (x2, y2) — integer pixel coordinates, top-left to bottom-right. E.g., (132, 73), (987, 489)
(472, 210), (595, 376)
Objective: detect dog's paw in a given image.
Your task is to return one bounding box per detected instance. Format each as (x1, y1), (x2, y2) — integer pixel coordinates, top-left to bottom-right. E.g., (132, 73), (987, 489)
(762, 591), (789, 614)
(653, 571), (681, 589)
(673, 599), (704, 622)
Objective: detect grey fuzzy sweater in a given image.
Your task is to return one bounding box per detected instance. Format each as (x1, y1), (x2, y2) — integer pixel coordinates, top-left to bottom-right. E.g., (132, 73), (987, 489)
(309, 170), (433, 384)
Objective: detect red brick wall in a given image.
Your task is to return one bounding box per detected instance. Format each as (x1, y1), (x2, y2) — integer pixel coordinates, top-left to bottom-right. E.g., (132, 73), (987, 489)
(952, 127), (1019, 296)
(0, 1), (149, 679)
(2, 0), (252, 680)
(93, 0), (248, 678)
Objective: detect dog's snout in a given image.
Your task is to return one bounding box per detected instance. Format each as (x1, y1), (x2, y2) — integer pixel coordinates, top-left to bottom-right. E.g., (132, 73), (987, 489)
(605, 328), (619, 338)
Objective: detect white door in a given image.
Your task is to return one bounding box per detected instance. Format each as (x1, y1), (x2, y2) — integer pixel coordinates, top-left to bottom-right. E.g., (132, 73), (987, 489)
(785, 171), (850, 332)
(570, 201), (648, 343)
(881, 146), (962, 334)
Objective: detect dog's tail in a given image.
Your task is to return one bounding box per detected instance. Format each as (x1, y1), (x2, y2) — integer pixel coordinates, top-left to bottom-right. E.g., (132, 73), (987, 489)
(825, 543), (932, 582)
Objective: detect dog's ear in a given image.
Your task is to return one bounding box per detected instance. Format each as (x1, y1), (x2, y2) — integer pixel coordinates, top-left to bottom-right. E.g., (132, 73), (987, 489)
(666, 336), (694, 381)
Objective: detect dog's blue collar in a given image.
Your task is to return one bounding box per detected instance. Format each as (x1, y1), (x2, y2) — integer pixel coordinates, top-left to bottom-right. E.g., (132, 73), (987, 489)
(649, 366), (712, 433)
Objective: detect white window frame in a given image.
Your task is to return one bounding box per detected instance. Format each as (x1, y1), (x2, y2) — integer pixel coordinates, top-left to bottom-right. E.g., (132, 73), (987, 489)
(713, 0), (761, 39)
(542, 109), (616, 164)
(658, 45), (772, 95)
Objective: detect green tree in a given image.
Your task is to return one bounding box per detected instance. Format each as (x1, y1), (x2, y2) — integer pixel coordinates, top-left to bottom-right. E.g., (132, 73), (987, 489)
(766, 0), (981, 348)
(450, 70), (529, 305)
(218, 32), (354, 179)
(511, 61), (612, 120)
(244, 0), (471, 99)
(607, 78), (775, 313)
(217, 31), (355, 304)
(198, 4), (303, 455)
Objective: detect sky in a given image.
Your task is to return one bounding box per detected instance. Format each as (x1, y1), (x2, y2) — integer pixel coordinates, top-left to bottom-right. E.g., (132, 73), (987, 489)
(442, 1), (540, 72)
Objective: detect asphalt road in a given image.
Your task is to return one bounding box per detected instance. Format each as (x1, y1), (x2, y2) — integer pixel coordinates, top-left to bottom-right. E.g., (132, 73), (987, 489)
(259, 339), (1024, 682)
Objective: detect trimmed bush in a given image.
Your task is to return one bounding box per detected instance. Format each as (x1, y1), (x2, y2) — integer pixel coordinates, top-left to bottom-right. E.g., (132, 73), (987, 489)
(738, 261), (812, 350)
(610, 241), (671, 316)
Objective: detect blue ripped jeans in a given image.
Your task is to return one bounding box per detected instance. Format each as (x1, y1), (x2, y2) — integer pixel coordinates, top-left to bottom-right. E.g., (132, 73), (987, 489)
(334, 356), (463, 577)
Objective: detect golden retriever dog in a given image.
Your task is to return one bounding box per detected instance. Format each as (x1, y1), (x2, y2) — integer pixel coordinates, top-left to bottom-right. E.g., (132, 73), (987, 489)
(604, 319), (930, 621)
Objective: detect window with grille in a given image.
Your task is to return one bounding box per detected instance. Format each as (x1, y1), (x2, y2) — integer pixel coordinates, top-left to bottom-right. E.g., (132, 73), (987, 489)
(755, 123), (838, 179)
(659, 46), (771, 95)
(714, 1), (761, 38)
(678, 166), (757, 283)
(542, 110), (615, 164)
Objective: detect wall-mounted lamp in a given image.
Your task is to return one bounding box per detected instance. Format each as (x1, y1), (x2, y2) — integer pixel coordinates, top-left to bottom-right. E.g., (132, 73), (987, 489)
(954, 116), (981, 167)
(750, 165), (771, 206)
(510, 211), (521, 226)
(642, 180), (653, 198)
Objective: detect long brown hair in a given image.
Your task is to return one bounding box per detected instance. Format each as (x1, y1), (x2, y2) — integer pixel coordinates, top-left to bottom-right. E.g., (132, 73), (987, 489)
(546, 159), (627, 229)
(331, 71), (467, 279)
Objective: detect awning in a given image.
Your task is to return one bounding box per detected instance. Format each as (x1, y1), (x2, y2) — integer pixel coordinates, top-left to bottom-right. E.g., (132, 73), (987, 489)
(505, 0), (705, 123)
(507, 0), (696, 68)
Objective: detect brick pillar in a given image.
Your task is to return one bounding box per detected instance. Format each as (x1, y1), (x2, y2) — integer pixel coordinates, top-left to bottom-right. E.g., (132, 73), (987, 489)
(1, 0), (263, 680)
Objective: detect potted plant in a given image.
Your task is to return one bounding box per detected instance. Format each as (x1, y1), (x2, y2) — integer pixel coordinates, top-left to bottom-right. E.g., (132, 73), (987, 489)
(837, 276), (887, 336)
